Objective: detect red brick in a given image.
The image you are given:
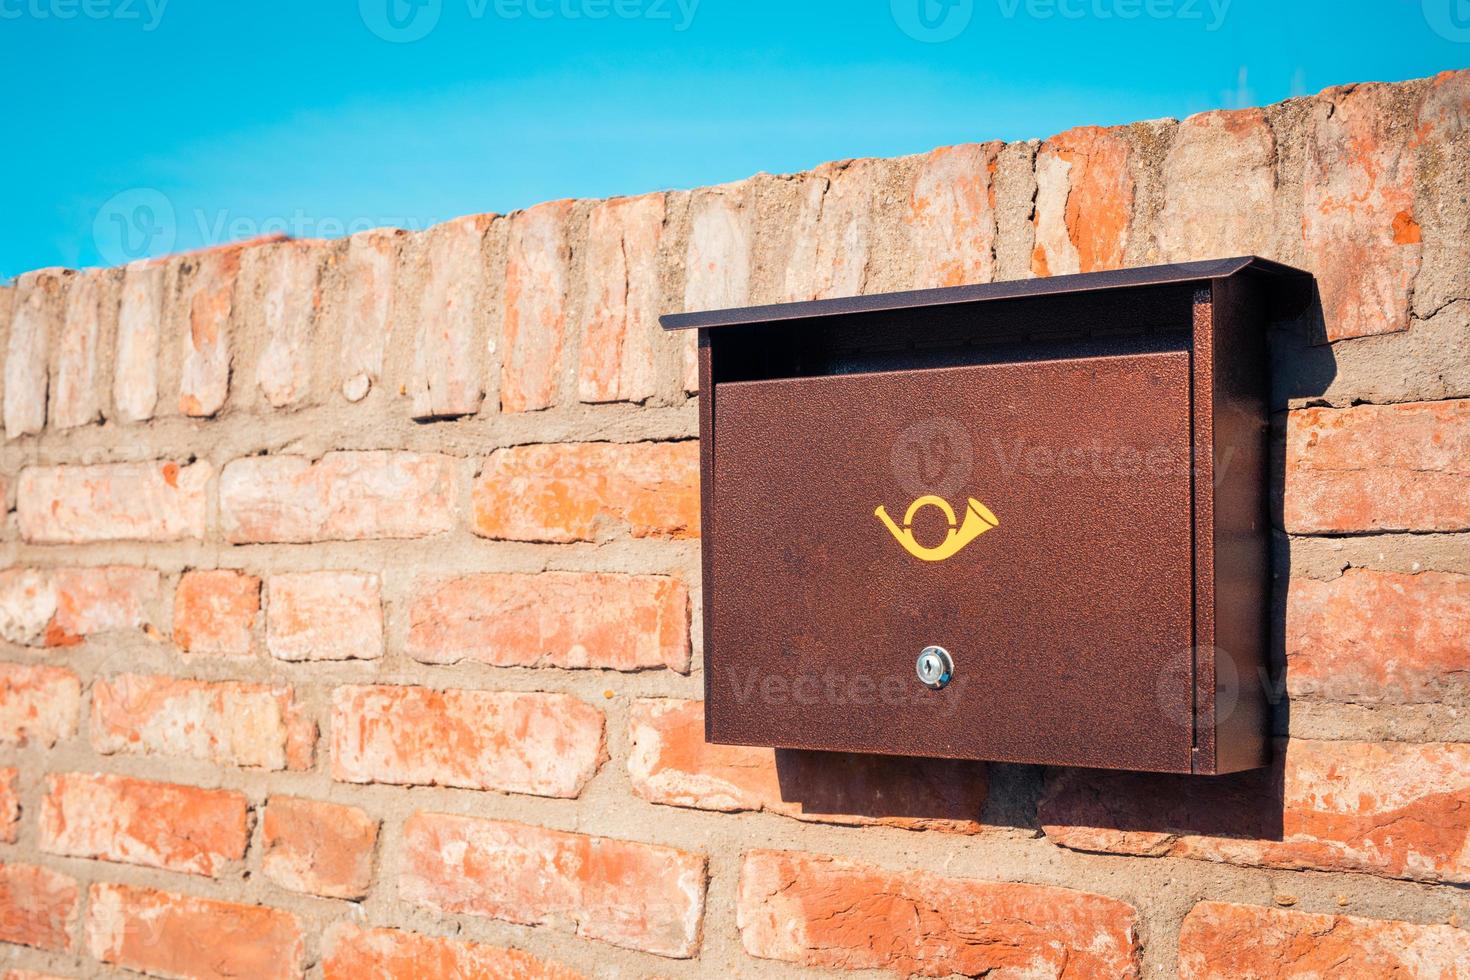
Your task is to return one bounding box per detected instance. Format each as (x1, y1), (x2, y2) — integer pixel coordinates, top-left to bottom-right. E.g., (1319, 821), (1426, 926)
(1040, 739), (1470, 884)
(173, 569), (260, 656)
(578, 194), (663, 404)
(52, 268), (106, 429)
(0, 770), (17, 844)
(1287, 568), (1469, 703)
(0, 864), (77, 952)
(261, 797), (378, 900)
(266, 571), (382, 662)
(85, 883), (304, 980)
(323, 923), (585, 980)
(682, 183), (749, 392)
(1178, 901), (1470, 979)
(39, 773), (248, 877)
(629, 700), (988, 833)
(907, 143), (999, 288)
(178, 245), (243, 417)
(783, 160), (880, 302)
(0, 567), (160, 648)
(91, 674), (314, 771)
(255, 240), (327, 409)
(1032, 126), (1133, 276)
(4, 268), (70, 439)
(0, 664), (80, 747)
(1283, 400), (1469, 533)
(401, 812), (705, 958)
(17, 460), (211, 544)
(407, 572), (689, 672)
(1304, 83), (1422, 341)
(4, 970), (70, 980)
(738, 850), (1139, 977)
(330, 685), (604, 797)
(220, 451), (458, 543)
(1158, 108), (1277, 262)
(114, 258), (165, 422)
(472, 441), (698, 543)
(410, 215), (490, 419)
(502, 200), (572, 413)
(339, 228), (405, 402)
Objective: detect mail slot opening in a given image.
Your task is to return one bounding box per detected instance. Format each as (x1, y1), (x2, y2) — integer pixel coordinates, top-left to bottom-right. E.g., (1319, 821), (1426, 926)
(665, 258), (1313, 776)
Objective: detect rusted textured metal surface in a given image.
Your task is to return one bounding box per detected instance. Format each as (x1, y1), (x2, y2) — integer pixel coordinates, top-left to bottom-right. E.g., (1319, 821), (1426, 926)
(673, 257), (1310, 775)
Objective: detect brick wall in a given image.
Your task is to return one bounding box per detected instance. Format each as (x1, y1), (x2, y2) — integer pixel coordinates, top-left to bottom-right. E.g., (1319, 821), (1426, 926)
(0, 69), (1465, 979)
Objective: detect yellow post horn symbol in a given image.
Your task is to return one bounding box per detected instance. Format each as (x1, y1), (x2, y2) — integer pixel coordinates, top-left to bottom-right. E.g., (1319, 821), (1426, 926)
(875, 495), (1000, 562)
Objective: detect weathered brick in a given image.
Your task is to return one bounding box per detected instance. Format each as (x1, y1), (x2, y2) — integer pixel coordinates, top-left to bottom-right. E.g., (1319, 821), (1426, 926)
(178, 245), (242, 417)
(578, 194), (663, 404)
(255, 240), (326, 409)
(91, 674), (314, 771)
(628, 700), (987, 832)
(220, 451), (457, 543)
(907, 143), (998, 288)
(472, 441), (698, 543)
(330, 685), (604, 797)
(410, 215), (489, 419)
(5, 268), (70, 439)
(407, 572), (688, 672)
(113, 259), (164, 422)
(3, 969), (68, 980)
(323, 923), (585, 980)
(783, 160), (876, 302)
(0, 664), (80, 747)
(1287, 568), (1469, 703)
(502, 200), (572, 413)
(173, 569), (260, 656)
(1411, 69), (1470, 321)
(682, 183), (749, 392)
(1158, 108), (1276, 262)
(17, 460), (212, 544)
(266, 571), (382, 662)
(261, 797), (377, 900)
(1178, 901), (1470, 979)
(1304, 83), (1422, 340)
(86, 883), (304, 980)
(0, 567), (159, 648)
(339, 228), (404, 402)
(401, 812), (705, 958)
(1031, 126), (1133, 276)
(1040, 739), (1470, 884)
(0, 864), (77, 952)
(40, 773), (248, 877)
(0, 770), (18, 844)
(52, 268), (106, 429)
(1283, 400), (1469, 533)
(738, 850), (1139, 977)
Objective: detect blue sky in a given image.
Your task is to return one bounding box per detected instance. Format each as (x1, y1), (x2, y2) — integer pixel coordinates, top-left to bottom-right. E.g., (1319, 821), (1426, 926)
(0, 0), (1462, 280)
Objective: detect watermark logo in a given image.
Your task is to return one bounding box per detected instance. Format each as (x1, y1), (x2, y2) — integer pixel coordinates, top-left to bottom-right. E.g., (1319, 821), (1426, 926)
(360, 0), (698, 41)
(359, 0), (441, 42)
(0, 0), (169, 29)
(1424, 0), (1470, 42)
(93, 188), (176, 267)
(92, 187), (441, 264)
(891, 0), (974, 42)
(892, 417), (975, 498)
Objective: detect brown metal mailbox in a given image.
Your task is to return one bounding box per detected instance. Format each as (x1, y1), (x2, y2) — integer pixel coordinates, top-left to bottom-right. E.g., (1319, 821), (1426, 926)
(662, 258), (1312, 775)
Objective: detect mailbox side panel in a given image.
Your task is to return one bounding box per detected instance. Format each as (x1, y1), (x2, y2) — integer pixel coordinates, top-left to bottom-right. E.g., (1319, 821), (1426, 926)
(1199, 276), (1272, 773)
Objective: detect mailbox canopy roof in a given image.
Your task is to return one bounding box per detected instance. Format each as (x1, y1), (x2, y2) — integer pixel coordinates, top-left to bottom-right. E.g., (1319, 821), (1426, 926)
(659, 256), (1312, 332)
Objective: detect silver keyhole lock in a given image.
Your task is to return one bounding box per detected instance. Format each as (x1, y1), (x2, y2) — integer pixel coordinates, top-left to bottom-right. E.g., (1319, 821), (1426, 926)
(916, 646), (954, 690)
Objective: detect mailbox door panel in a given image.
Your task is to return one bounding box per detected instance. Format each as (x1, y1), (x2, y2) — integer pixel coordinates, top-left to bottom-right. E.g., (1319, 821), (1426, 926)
(707, 350), (1196, 772)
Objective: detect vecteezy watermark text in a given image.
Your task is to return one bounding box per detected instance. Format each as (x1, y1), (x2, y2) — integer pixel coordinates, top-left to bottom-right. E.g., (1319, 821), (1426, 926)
(359, 0), (697, 43)
(0, 0), (167, 29)
(892, 0), (1230, 42)
(93, 187), (434, 266)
